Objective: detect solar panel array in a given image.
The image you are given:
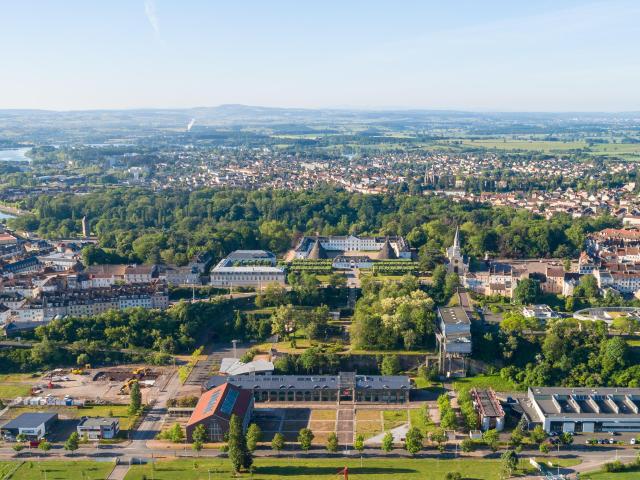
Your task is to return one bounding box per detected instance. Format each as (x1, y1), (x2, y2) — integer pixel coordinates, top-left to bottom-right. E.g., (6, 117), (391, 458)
(220, 388), (239, 415)
(203, 391), (221, 414)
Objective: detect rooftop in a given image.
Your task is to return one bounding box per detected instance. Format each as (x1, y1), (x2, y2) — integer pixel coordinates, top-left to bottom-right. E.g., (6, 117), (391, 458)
(2, 413), (57, 430)
(205, 373), (412, 391)
(438, 307), (471, 325)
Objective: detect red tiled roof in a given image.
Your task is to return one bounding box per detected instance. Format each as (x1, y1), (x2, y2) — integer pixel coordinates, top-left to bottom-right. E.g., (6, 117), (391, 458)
(186, 382), (252, 427)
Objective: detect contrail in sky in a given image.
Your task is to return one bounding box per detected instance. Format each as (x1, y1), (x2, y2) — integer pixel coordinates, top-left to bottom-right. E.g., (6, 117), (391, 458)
(144, 0), (160, 39)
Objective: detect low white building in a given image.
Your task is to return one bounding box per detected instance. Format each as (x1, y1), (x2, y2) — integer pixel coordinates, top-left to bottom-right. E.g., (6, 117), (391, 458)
(210, 250), (285, 288)
(77, 417), (120, 440)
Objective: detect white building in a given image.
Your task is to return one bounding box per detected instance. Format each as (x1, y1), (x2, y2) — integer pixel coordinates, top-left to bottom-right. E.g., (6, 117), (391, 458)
(521, 387), (640, 434)
(210, 250), (286, 288)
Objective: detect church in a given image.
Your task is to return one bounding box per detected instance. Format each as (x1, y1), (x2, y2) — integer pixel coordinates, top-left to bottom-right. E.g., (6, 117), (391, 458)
(446, 227), (469, 274)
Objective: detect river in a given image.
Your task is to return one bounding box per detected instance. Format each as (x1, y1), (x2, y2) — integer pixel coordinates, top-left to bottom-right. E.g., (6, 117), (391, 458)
(0, 148), (30, 162)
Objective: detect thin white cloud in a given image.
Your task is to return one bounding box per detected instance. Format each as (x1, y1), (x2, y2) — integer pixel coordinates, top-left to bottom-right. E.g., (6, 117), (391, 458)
(144, 0), (160, 39)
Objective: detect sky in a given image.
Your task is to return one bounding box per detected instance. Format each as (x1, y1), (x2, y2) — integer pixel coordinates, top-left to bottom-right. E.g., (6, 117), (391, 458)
(1, 0), (639, 112)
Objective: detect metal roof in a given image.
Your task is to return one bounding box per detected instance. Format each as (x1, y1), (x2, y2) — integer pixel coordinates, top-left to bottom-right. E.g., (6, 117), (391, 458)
(205, 373), (412, 391)
(2, 413), (57, 430)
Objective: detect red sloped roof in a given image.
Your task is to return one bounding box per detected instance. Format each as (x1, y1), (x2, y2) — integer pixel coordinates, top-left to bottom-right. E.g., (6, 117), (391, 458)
(187, 382), (252, 427)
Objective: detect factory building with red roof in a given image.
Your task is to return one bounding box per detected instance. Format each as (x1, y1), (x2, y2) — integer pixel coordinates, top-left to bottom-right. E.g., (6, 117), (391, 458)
(185, 382), (254, 442)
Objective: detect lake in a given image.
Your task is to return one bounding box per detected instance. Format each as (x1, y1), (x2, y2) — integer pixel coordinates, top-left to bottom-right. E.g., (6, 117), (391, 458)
(0, 148), (30, 162)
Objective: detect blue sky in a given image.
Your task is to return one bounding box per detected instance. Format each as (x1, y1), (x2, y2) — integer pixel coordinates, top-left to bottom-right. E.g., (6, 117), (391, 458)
(1, 0), (639, 111)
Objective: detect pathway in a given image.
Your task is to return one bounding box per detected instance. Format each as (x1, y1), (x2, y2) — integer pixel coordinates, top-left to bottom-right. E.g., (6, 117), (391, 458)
(107, 464), (130, 480)
(336, 407), (355, 445)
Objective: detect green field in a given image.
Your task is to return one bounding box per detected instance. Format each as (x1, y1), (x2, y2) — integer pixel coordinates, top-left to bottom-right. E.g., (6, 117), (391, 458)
(582, 466), (640, 479)
(453, 374), (520, 392)
(382, 410), (408, 430)
(1, 404), (135, 431)
(454, 139), (587, 152)
(0, 373), (36, 400)
(125, 457), (503, 479)
(7, 461), (114, 480)
(409, 407), (435, 435)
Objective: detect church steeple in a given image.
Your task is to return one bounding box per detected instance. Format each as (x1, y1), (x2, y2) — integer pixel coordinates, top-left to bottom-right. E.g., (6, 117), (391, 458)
(453, 226), (460, 249)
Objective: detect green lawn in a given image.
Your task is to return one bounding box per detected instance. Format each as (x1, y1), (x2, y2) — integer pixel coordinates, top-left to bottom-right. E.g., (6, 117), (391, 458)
(11, 460), (114, 480)
(409, 407), (435, 435)
(453, 374), (521, 392)
(0, 373), (36, 400)
(382, 410), (408, 430)
(125, 457), (504, 479)
(2, 404), (136, 432)
(582, 465), (640, 479)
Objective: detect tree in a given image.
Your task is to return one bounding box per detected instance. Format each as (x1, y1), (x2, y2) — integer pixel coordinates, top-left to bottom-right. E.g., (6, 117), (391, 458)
(530, 425), (547, 444)
(38, 440), (52, 455)
(440, 409), (457, 431)
(354, 434), (365, 454)
(128, 380), (141, 416)
(381, 432), (394, 452)
(64, 432), (80, 454)
(500, 450), (519, 479)
(539, 442), (550, 454)
(270, 304), (298, 339)
(380, 355), (401, 375)
(404, 427), (424, 455)
(445, 473), (462, 480)
(228, 414), (252, 473)
(192, 440), (203, 455)
(246, 423), (262, 453)
(559, 432), (574, 447)
(271, 432), (285, 454)
(192, 424), (207, 444)
(509, 430), (523, 449)
(326, 432), (339, 452)
(430, 428), (447, 452)
(578, 274), (599, 299)
(513, 278), (540, 305)
(298, 428), (314, 452)
(483, 429), (499, 452)
(460, 438), (474, 452)
(76, 353), (90, 366)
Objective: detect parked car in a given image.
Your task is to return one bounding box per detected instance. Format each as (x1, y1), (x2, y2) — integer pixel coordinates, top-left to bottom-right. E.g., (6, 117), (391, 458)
(631, 438), (636, 445)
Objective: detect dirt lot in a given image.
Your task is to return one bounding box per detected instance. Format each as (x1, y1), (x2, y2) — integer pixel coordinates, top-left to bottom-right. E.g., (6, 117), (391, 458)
(34, 365), (174, 404)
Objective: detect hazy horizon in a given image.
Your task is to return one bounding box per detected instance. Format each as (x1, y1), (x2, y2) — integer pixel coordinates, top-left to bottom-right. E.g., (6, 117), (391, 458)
(2, 1), (639, 112)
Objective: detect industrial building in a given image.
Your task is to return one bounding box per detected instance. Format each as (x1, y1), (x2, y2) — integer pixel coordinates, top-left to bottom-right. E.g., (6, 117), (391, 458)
(204, 372), (412, 404)
(186, 382), (254, 442)
(520, 387), (640, 434)
(471, 388), (505, 431)
(435, 306), (472, 377)
(1, 412), (58, 440)
(77, 417), (120, 440)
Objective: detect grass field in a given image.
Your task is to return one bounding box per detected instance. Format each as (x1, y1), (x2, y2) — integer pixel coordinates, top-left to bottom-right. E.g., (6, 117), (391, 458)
(453, 374), (520, 392)
(124, 457), (504, 479)
(1, 404), (135, 431)
(9, 461), (114, 480)
(409, 407), (435, 435)
(382, 410), (408, 430)
(310, 410), (336, 421)
(454, 139), (587, 152)
(0, 373), (36, 400)
(582, 465), (640, 479)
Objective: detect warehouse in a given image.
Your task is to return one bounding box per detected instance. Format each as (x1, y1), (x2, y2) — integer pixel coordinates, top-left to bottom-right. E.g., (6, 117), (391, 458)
(520, 387), (640, 434)
(1, 413), (58, 440)
(205, 372), (412, 404)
